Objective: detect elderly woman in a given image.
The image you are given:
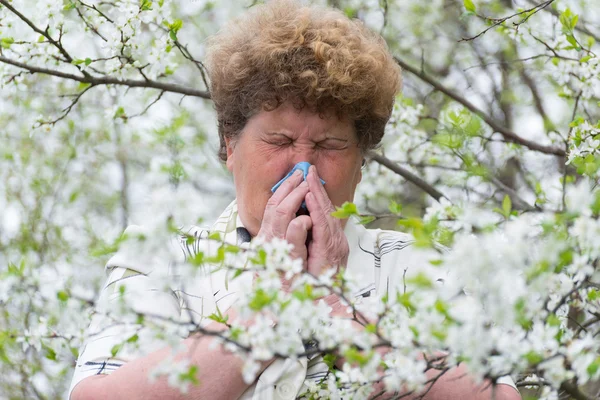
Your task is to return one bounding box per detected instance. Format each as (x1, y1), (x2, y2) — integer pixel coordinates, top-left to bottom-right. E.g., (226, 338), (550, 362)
(69, 1), (521, 399)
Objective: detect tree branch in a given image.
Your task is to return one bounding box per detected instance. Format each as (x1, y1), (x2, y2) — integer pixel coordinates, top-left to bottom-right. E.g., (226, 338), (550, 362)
(394, 56), (566, 157)
(0, 0), (87, 75)
(560, 380), (592, 400)
(366, 151), (447, 202)
(0, 56), (211, 99)
(460, 0), (556, 42)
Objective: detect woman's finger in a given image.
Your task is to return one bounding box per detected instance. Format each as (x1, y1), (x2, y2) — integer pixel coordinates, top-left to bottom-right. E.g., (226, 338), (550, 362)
(266, 181), (309, 238)
(261, 170), (307, 237)
(268, 169), (304, 206)
(307, 165), (334, 213)
(286, 215), (312, 264)
(305, 192), (329, 236)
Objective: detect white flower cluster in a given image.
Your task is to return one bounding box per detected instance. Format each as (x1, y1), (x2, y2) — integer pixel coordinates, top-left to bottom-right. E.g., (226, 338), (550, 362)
(567, 120), (600, 169)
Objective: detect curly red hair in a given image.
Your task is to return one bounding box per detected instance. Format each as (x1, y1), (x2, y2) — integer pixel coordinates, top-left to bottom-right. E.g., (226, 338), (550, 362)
(206, 0), (402, 161)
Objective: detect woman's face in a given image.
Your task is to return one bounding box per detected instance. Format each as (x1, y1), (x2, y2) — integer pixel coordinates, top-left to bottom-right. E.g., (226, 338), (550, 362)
(225, 102), (363, 237)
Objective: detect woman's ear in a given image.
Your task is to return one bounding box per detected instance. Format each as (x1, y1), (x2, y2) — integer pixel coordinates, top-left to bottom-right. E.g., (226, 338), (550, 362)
(225, 137), (235, 172)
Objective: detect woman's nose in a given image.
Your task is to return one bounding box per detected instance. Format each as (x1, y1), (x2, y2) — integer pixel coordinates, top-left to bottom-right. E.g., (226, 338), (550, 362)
(289, 145), (317, 169)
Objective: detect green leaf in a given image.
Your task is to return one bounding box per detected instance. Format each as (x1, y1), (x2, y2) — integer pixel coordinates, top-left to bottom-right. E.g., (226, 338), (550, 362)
(331, 202), (358, 219)
(570, 14), (579, 30)
(126, 333), (139, 343)
(432, 133), (462, 149)
(170, 19), (183, 33)
(406, 272), (433, 288)
(524, 351), (543, 365)
(179, 365), (200, 385)
(140, 0), (152, 11)
(559, 9), (573, 32)
(1, 37), (14, 49)
(323, 353), (337, 370)
(388, 200), (402, 215)
(169, 30), (177, 41)
(547, 314), (561, 327)
(71, 59), (85, 65)
(208, 232), (221, 241)
(84, 57), (92, 66)
(463, 0), (476, 13)
(113, 106), (126, 119)
(357, 215), (375, 225)
(502, 195), (512, 217)
(248, 289), (277, 311)
(566, 34), (579, 49)
(207, 309), (229, 324)
(588, 357), (600, 377)
(57, 290), (69, 302)
(190, 251), (205, 266)
(110, 343), (123, 357)
(343, 347), (372, 367)
(580, 55), (593, 63)
(44, 345), (57, 361)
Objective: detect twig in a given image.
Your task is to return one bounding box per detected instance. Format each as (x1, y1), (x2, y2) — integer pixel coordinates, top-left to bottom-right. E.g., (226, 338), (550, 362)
(76, 0), (114, 23)
(460, 0), (556, 42)
(0, 0), (90, 77)
(36, 84), (94, 126)
(0, 56), (211, 99)
(489, 176), (538, 212)
(394, 56), (566, 157)
(562, 92), (581, 211)
(75, 6), (108, 42)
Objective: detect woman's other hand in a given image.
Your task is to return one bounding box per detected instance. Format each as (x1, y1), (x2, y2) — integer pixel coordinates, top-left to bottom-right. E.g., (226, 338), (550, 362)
(257, 169), (313, 271)
(305, 165), (350, 276)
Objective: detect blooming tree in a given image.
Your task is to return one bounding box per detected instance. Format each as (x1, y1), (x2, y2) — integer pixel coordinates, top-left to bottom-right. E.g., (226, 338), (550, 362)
(1, 0), (600, 399)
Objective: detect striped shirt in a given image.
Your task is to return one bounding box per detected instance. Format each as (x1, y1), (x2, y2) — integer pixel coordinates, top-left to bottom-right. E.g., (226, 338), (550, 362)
(68, 200), (516, 399)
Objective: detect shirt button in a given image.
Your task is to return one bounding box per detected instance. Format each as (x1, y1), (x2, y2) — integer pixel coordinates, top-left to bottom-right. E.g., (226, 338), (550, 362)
(276, 380), (297, 399)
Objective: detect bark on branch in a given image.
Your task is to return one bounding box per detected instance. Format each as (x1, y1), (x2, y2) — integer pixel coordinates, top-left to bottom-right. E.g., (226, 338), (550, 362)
(366, 151), (447, 202)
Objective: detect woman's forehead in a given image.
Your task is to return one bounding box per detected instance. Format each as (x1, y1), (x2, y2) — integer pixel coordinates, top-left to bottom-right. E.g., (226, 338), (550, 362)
(250, 103), (355, 138)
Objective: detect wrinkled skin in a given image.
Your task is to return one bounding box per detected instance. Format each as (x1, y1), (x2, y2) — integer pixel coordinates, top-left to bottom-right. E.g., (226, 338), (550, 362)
(225, 102), (363, 275)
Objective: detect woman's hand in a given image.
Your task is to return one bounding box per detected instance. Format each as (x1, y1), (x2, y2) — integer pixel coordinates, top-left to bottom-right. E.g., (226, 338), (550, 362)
(305, 165), (350, 276)
(258, 169), (313, 271)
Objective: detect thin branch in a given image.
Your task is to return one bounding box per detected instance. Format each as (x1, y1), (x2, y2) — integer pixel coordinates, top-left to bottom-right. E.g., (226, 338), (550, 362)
(460, 0), (556, 42)
(0, 56), (211, 99)
(128, 90), (165, 119)
(530, 0), (600, 43)
(36, 84), (94, 126)
(394, 56), (566, 157)
(489, 175), (538, 212)
(366, 151), (447, 202)
(75, 6), (108, 42)
(0, 0), (90, 77)
(76, 0), (114, 23)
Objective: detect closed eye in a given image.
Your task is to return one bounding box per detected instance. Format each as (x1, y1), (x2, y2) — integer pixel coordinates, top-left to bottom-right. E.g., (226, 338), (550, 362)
(264, 134), (293, 147)
(317, 139), (350, 150)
